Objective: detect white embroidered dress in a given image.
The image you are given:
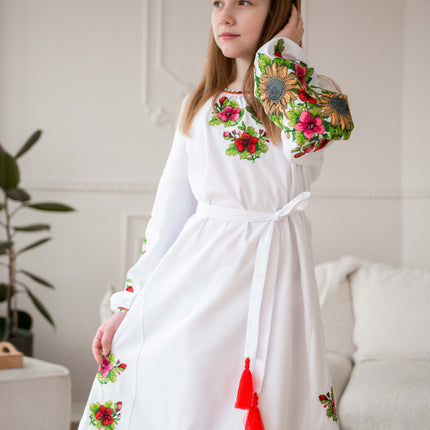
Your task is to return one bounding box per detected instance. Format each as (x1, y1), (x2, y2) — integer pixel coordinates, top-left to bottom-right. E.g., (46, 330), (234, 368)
(78, 37), (353, 430)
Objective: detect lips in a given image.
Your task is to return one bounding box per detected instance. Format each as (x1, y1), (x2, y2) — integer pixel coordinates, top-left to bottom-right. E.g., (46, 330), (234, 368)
(220, 32), (239, 40)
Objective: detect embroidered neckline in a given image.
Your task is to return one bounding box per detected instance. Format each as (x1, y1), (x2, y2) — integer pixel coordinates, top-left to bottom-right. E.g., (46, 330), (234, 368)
(223, 88), (249, 94)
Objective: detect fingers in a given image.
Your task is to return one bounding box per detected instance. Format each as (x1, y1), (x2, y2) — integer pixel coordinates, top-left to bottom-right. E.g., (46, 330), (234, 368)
(290, 4), (304, 37)
(92, 324), (105, 364)
(101, 323), (116, 358)
(290, 4), (298, 22)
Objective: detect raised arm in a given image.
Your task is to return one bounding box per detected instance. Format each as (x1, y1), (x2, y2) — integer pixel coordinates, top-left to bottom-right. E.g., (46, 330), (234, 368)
(254, 36), (354, 167)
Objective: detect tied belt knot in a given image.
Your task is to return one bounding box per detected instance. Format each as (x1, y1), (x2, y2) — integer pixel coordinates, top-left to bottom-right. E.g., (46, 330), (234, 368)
(194, 191), (311, 394)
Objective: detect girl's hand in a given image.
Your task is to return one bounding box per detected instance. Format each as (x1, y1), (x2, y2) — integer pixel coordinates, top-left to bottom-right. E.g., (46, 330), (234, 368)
(92, 311), (126, 364)
(272, 4), (304, 46)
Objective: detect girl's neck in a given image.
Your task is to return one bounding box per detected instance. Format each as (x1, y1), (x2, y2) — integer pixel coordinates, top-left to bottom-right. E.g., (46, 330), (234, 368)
(228, 56), (252, 92)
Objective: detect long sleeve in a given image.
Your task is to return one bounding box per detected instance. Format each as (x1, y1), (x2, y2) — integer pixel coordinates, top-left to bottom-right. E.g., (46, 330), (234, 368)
(109, 96), (197, 313)
(254, 37), (354, 167)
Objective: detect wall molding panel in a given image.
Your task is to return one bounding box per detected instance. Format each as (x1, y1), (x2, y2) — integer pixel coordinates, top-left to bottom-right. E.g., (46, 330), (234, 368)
(22, 181), (430, 200)
(141, 0), (210, 130)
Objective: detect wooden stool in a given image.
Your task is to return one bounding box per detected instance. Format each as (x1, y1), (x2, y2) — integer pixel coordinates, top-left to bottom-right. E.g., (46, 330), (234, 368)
(0, 341), (24, 369)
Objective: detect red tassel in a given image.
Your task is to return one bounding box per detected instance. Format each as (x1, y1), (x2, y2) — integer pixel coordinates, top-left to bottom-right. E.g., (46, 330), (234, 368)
(235, 357), (254, 409)
(245, 393), (265, 430)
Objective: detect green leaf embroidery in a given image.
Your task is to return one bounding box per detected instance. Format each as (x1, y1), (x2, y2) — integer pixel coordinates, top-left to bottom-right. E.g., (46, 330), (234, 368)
(274, 39), (285, 56)
(257, 53), (272, 75)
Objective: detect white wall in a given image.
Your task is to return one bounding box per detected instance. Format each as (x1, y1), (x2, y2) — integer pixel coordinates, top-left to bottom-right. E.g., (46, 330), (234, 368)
(400, 0), (430, 268)
(0, 0), (428, 422)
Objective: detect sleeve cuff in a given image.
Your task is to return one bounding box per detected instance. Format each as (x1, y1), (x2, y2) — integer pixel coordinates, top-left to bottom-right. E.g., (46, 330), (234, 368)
(109, 290), (134, 313)
(259, 36), (307, 63)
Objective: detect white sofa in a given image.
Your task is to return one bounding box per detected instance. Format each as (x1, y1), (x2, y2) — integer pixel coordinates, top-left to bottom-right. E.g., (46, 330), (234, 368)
(315, 256), (430, 430)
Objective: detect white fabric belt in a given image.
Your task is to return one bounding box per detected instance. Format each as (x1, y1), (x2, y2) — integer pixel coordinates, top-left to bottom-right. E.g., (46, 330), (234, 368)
(194, 191), (311, 393)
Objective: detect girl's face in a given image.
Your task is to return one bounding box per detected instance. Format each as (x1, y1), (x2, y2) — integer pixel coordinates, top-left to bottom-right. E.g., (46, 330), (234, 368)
(211, 0), (270, 63)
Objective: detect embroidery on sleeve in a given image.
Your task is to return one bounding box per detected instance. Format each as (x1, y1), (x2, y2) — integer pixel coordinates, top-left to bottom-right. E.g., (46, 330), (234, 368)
(89, 400), (122, 428)
(318, 385), (338, 422)
(255, 52), (353, 157)
(125, 277), (134, 293)
(140, 234), (147, 257)
(97, 352), (128, 384)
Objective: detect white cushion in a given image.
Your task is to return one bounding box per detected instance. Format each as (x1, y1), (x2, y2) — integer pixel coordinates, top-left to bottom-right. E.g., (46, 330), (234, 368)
(338, 359), (430, 430)
(350, 261), (430, 362)
(315, 256), (362, 358)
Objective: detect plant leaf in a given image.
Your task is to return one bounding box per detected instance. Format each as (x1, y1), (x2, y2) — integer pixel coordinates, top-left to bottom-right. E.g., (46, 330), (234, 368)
(0, 151), (20, 190)
(17, 237), (51, 255)
(13, 223), (51, 233)
(15, 129), (42, 159)
(25, 202), (75, 212)
(19, 269), (54, 288)
(17, 310), (32, 330)
(6, 188), (31, 202)
(0, 316), (13, 341)
(0, 283), (8, 302)
(0, 241), (13, 251)
(20, 282), (55, 328)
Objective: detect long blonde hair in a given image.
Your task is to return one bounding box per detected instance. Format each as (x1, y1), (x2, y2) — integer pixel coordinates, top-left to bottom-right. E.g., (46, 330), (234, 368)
(179, 0), (299, 146)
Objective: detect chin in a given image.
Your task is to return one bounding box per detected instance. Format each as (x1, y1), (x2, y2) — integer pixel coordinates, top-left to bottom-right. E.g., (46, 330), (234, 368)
(218, 47), (240, 59)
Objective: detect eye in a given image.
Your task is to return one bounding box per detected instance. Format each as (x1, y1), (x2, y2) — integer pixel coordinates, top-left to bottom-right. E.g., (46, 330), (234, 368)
(213, 1), (223, 7)
(239, 0), (252, 4)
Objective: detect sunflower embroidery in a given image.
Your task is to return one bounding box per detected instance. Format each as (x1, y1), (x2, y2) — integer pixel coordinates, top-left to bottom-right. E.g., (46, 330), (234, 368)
(209, 96), (244, 127)
(256, 61), (301, 117)
(97, 352), (127, 385)
(222, 122), (269, 163)
(88, 400), (122, 429)
(319, 92), (353, 131)
(255, 51), (354, 156)
(318, 386), (338, 422)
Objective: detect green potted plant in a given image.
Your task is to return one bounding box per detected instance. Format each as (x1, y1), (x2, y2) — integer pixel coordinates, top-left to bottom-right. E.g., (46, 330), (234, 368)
(0, 130), (75, 356)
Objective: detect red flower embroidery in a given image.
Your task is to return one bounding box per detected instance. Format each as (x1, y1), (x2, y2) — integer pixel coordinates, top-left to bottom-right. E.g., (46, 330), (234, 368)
(235, 132), (259, 153)
(89, 400), (122, 428)
(294, 110), (325, 139)
(97, 352), (128, 384)
(126, 286), (133, 292)
(274, 50), (282, 58)
(318, 386), (337, 422)
(218, 105), (241, 122)
(293, 139), (330, 158)
(219, 96), (227, 105)
(95, 405), (114, 426)
(298, 89), (317, 104)
(295, 63), (307, 89)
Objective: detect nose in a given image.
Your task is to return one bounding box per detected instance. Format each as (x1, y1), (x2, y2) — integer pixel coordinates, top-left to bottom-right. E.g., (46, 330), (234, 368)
(219, 5), (234, 25)
(220, 15), (233, 25)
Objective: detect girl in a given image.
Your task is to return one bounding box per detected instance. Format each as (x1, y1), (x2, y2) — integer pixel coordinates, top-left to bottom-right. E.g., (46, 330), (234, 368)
(78, 1), (353, 429)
